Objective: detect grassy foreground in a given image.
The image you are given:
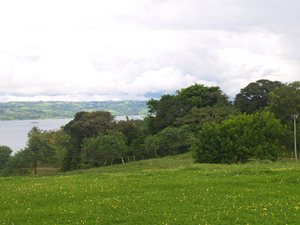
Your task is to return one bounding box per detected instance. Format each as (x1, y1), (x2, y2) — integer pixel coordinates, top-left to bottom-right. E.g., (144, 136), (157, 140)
(1, 153), (300, 224)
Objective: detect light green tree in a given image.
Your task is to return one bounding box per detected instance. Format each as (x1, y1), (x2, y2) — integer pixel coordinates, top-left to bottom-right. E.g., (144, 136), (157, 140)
(81, 131), (127, 167)
(192, 112), (287, 164)
(26, 127), (56, 175)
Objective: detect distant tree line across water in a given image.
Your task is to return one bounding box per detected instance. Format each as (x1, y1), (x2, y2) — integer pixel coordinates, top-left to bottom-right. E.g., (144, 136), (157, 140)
(0, 80), (299, 176)
(0, 101), (148, 121)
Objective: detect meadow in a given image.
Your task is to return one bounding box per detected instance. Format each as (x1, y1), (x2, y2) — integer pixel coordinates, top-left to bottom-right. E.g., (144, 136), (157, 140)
(1, 153), (300, 224)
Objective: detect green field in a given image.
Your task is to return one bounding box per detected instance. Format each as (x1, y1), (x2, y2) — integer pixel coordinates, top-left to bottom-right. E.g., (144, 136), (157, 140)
(1, 153), (300, 224)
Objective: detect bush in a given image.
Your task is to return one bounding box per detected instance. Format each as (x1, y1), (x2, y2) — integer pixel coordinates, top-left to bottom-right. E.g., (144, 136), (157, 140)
(192, 112), (287, 164)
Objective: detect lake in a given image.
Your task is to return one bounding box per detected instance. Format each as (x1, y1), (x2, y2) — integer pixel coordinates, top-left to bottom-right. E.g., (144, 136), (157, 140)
(0, 116), (143, 155)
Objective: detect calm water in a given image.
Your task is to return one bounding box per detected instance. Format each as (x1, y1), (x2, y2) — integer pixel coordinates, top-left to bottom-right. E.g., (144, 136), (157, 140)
(0, 119), (72, 154)
(0, 116), (143, 155)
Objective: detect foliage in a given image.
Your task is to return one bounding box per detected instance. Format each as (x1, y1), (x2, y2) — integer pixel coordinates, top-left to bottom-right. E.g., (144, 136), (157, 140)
(174, 105), (241, 134)
(146, 83), (230, 135)
(1, 156), (300, 224)
(0, 100), (148, 121)
(81, 131), (127, 167)
(234, 79), (283, 114)
(116, 117), (142, 147)
(177, 83), (230, 108)
(129, 136), (148, 161)
(0, 146), (12, 169)
(61, 111), (117, 171)
(2, 149), (33, 176)
(64, 111), (116, 139)
(145, 127), (194, 158)
(268, 81), (300, 125)
(3, 81), (300, 174)
(25, 127), (56, 174)
(192, 112), (287, 164)
(146, 95), (189, 134)
(43, 129), (69, 168)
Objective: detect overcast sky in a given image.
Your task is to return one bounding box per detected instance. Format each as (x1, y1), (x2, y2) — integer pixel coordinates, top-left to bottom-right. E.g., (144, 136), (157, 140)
(0, 0), (299, 102)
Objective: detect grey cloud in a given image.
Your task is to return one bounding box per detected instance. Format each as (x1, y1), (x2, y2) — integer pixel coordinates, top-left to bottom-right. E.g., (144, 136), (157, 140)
(0, 0), (299, 102)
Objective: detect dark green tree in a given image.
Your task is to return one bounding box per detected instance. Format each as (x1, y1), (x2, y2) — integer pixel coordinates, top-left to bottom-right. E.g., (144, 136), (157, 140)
(146, 83), (230, 135)
(234, 79), (283, 114)
(174, 105), (241, 134)
(146, 95), (189, 134)
(268, 81), (300, 125)
(116, 117), (142, 147)
(0, 145), (13, 169)
(145, 127), (194, 158)
(2, 149), (33, 176)
(64, 111), (116, 140)
(192, 112), (287, 164)
(177, 83), (230, 108)
(61, 111), (116, 171)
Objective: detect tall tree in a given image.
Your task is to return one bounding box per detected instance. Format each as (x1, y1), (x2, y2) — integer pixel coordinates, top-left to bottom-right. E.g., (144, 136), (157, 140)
(234, 79), (283, 114)
(268, 81), (300, 125)
(64, 111), (116, 140)
(61, 111), (116, 171)
(146, 83), (230, 135)
(177, 83), (230, 108)
(146, 95), (189, 134)
(116, 117), (141, 147)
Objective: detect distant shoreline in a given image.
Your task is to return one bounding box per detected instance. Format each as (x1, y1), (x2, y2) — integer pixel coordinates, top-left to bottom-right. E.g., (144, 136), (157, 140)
(0, 101), (148, 121)
(0, 115), (146, 122)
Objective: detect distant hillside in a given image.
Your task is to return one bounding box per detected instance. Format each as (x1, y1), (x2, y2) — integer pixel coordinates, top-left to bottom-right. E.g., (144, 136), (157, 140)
(0, 101), (148, 121)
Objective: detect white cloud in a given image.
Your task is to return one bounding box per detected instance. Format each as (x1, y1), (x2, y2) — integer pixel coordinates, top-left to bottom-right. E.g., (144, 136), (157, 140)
(0, 0), (299, 102)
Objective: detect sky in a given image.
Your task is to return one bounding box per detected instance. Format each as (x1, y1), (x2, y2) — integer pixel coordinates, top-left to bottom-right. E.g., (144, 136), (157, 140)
(0, 0), (299, 102)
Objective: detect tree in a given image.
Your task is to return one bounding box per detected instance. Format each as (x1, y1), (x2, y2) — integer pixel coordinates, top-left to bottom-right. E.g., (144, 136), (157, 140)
(145, 83), (230, 135)
(174, 105), (241, 134)
(61, 111), (116, 171)
(2, 149), (33, 176)
(268, 81), (300, 125)
(130, 136), (148, 161)
(192, 112), (287, 164)
(146, 95), (189, 134)
(41, 128), (70, 169)
(177, 83), (230, 108)
(145, 127), (194, 158)
(234, 79), (283, 114)
(26, 127), (56, 175)
(116, 117), (141, 147)
(81, 131), (127, 167)
(0, 145), (13, 169)
(64, 111), (116, 140)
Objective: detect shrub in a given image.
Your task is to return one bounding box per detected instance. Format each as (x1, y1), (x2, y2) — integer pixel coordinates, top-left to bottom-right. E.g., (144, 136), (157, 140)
(192, 112), (287, 164)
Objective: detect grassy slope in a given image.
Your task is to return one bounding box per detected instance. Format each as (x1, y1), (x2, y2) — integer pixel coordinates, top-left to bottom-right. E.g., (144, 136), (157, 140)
(1, 153), (300, 224)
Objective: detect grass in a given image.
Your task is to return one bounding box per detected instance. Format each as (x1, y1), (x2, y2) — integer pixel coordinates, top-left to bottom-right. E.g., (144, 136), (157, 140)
(1, 153), (300, 224)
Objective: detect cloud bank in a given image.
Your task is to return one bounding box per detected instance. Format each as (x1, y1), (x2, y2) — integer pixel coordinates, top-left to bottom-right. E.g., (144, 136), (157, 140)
(0, 0), (299, 102)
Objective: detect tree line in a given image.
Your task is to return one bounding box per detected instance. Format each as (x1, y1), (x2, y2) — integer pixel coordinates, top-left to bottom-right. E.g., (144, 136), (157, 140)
(0, 79), (299, 176)
(0, 101), (148, 121)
